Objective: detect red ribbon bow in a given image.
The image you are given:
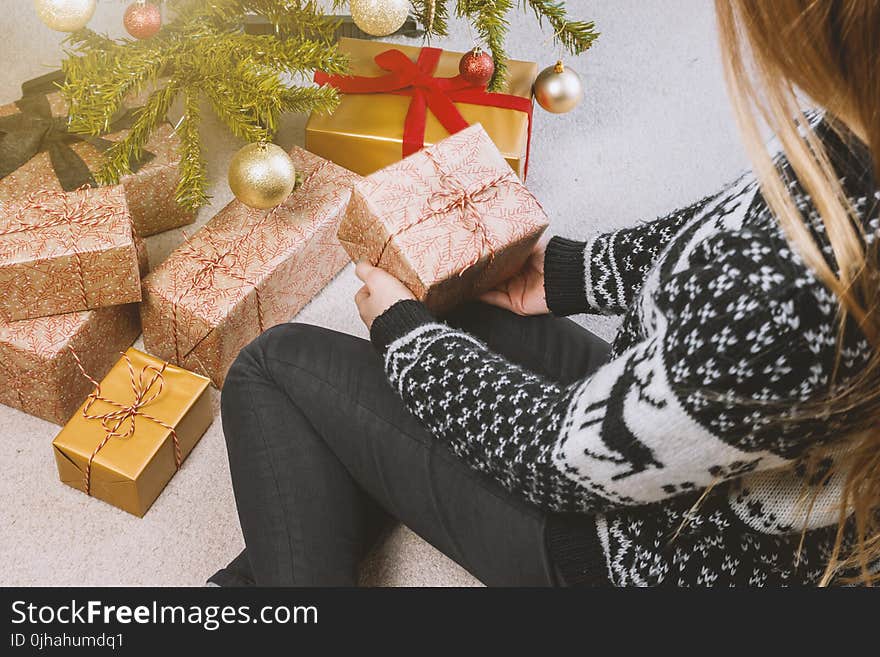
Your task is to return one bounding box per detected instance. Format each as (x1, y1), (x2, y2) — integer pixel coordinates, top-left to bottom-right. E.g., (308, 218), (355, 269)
(314, 47), (534, 178)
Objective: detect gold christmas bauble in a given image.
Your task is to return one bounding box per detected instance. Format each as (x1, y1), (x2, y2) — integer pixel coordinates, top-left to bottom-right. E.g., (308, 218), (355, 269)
(33, 0), (96, 32)
(350, 0), (409, 37)
(228, 142), (297, 210)
(533, 61), (584, 114)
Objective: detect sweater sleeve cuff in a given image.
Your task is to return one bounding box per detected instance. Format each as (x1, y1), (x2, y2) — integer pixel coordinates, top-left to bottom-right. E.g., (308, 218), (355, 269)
(544, 236), (589, 316)
(370, 299), (436, 355)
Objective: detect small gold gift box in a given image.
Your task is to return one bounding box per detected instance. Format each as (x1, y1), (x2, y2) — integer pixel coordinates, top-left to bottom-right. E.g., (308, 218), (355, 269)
(52, 348), (213, 517)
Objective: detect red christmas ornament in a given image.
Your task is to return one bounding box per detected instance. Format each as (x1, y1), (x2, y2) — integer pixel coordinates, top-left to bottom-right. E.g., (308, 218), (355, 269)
(124, 1), (162, 40)
(458, 48), (495, 86)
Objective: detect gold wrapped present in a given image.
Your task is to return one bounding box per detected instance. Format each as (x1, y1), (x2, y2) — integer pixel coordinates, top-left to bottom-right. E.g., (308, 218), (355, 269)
(307, 37), (536, 179)
(52, 348), (213, 516)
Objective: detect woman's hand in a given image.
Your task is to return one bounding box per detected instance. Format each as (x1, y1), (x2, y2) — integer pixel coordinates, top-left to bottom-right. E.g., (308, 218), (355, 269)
(354, 260), (416, 329)
(480, 234), (551, 316)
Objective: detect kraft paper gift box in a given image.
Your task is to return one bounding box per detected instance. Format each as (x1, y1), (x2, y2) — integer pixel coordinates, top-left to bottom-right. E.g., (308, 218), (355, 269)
(0, 303), (141, 425)
(307, 37), (537, 179)
(0, 84), (194, 237)
(338, 123), (549, 314)
(0, 185), (143, 321)
(52, 348), (213, 517)
(141, 147), (359, 388)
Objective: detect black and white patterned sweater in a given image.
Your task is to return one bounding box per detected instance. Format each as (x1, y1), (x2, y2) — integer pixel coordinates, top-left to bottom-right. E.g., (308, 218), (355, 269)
(370, 119), (880, 586)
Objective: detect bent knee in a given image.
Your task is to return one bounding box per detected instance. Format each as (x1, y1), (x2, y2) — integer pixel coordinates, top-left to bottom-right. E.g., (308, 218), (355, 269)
(253, 322), (325, 356)
(221, 323), (322, 428)
(250, 322), (324, 358)
(224, 323), (313, 392)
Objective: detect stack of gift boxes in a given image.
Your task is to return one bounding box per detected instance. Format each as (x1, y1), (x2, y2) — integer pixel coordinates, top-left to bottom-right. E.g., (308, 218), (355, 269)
(0, 37), (548, 517)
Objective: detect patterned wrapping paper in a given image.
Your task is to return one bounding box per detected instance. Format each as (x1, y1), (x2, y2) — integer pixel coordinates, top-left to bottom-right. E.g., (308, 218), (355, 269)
(0, 185), (143, 321)
(0, 90), (194, 237)
(0, 303), (141, 425)
(52, 347), (213, 517)
(338, 123), (549, 314)
(141, 147), (359, 388)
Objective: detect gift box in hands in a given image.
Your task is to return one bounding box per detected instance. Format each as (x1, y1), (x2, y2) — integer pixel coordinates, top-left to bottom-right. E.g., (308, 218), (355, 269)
(337, 123), (549, 314)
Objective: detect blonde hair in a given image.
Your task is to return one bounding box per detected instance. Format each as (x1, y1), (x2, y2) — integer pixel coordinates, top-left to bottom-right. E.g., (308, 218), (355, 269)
(715, 0), (880, 585)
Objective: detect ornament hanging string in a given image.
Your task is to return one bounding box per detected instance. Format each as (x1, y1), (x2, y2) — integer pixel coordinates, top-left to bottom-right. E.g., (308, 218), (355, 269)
(314, 47), (535, 178)
(425, 0), (435, 41)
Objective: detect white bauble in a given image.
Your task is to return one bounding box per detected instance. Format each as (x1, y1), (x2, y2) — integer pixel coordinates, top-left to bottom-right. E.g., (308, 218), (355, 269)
(34, 0), (96, 32)
(350, 0), (409, 37)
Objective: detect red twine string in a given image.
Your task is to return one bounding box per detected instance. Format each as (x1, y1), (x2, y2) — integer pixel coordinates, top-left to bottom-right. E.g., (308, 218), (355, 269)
(0, 188), (122, 308)
(167, 230), (265, 367)
(167, 158), (335, 364)
(68, 347), (182, 496)
(374, 149), (519, 275)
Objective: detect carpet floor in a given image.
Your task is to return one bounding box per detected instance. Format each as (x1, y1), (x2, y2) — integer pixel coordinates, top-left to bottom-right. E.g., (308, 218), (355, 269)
(0, 0), (748, 586)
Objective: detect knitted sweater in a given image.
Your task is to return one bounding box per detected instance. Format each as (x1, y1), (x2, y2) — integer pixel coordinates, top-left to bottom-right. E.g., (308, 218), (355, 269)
(370, 118), (879, 586)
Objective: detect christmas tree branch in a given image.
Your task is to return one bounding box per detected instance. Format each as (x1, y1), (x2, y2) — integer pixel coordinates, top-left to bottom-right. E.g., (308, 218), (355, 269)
(202, 76), (273, 143)
(61, 32), (171, 134)
(63, 27), (116, 52)
(174, 86), (209, 209)
(406, 1), (598, 91)
(280, 84), (340, 115)
(219, 33), (348, 77)
(521, 0), (599, 54)
(95, 79), (178, 185)
(59, 1), (351, 210)
(412, 0), (450, 39)
(251, 0), (341, 40)
(457, 0), (514, 90)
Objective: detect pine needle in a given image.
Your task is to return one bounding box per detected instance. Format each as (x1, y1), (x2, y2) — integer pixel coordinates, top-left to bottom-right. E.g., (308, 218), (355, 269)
(60, 0), (345, 210)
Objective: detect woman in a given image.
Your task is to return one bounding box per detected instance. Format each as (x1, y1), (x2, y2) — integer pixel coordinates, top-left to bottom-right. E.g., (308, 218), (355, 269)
(210, 0), (880, 587)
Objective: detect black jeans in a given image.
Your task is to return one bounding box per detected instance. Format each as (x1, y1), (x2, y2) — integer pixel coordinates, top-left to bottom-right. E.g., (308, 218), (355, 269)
(211, 303), (610, 587)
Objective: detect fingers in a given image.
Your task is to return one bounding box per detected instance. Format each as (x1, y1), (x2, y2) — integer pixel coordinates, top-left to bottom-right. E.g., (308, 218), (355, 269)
(479, 289), (513, 311)
(354, 285), (369, 305)
(354, 259), (377, 284)
(355, 259), (390, 291)
(535, 231), (552, 251)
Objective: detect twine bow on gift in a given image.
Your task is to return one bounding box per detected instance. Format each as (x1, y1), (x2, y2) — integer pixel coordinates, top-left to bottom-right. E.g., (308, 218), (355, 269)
(0, 188), (117, 235)
(0, 188), (125, 311)
(170, 230), (267, 365)
(314, 47), (534, 177)
(374, 150), (520, 274)
(69, 348), (182, 496)
(0, 91), (153, 190)
(167, 159), (336, 365)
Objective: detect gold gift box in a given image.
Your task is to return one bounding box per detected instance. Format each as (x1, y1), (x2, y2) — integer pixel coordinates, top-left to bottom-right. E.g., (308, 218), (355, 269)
(52, 348), (213, 517)
(306, 37), (537, 178)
